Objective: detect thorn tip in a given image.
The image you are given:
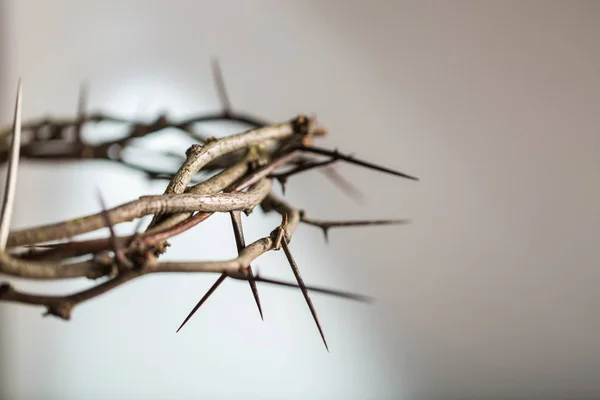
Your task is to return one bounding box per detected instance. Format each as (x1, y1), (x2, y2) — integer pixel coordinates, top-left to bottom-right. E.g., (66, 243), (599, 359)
(0, 78), (23, 250)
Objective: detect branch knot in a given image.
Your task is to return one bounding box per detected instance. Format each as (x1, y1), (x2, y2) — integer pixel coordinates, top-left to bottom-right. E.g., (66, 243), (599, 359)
(291, 114), (311, 136)
(185, 144), (204, 157)
(44, 302), (73, 320)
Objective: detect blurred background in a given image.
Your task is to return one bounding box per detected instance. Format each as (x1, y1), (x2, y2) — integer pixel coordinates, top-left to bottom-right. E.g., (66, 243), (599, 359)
(1, 1), (599, 399)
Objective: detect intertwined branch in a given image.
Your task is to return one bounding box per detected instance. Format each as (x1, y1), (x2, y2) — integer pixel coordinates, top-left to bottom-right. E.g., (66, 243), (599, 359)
(0, 62), (417, 350)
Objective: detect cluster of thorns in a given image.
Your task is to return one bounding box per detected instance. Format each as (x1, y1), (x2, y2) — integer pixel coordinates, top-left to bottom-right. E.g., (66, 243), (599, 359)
(0, 62), (418, 350)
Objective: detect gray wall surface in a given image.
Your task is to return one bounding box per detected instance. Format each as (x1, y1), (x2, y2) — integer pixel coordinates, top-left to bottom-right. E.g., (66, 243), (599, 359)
(1, 1), (599, 399)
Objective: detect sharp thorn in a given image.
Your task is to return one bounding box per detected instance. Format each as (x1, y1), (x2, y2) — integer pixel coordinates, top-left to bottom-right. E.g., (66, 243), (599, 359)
(247, 275), (373, 303)
(247, 266), (264, 320)
(0, 78), (23, 251)
(279, 178), (287, 195)
(176, 273), (226, 333)
(230, 211), (263, 320)
(75, 81), (87, 142)
(96, 190), (116, 243)
(211, 58), (232, 112)
(300, 145), (419, 181)
(96, 189), (130, 270)
(133, 217), (146, 234)
(302, 217), (411, 233)
(280, 238), (328, 351)
(272, 158), (338, 183)
(126, 216), (147, 247)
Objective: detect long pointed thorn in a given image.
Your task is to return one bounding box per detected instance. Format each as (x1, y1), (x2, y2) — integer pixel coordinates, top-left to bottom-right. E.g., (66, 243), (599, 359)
(302, 216), (411, 237)
(235, 274), (374, 302)
(126, 216), (147, 247)
(133, 217), (146, 234)
(211, 58), (231, 113)
(247, 266), (263, 320)
(273, 158), (337, 181)
(75, 81), (87, 143)
(300, 145), (419, 181)
(176, 273), (227, 333)
(278, 177), (287, 195)
(280, 238), (329, 351)
(96, 189), (112, 230)
(319, 166), (364, 204)
(230, 211), (263, 320)
(0, 79), (23, 251)
(96, 188), (129, 270)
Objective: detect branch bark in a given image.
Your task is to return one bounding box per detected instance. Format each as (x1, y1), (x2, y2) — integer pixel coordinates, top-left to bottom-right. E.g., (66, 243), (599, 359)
(0, 70), (416, 347)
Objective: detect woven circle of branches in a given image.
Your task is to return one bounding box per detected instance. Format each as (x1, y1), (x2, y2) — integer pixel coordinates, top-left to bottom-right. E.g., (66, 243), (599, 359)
(0, 62), (418, 350)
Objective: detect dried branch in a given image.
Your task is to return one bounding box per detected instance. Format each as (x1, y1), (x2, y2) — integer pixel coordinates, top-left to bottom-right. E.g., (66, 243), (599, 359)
(0, 65), (419, 349)
(7, 178), (273, 247)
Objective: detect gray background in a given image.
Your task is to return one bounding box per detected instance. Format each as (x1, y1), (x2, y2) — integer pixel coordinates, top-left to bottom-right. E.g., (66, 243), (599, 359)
(1, 1), (599, 399)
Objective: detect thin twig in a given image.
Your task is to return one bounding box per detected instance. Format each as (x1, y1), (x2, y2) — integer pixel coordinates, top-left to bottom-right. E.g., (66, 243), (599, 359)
(0, 65), (418, 352)
(7, 178), (273, 247)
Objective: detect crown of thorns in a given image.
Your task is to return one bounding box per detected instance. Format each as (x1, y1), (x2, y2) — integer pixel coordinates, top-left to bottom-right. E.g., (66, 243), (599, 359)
(0, 61), (418, 351)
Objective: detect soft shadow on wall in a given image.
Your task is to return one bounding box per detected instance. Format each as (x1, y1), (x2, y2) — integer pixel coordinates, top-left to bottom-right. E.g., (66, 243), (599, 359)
(0, 1), (406, 399)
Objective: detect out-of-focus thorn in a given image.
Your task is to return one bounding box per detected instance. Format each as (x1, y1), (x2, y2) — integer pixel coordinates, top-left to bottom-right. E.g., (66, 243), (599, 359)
(75, 81), (87, 144)
(319, 165), (364, 204)
(211, 58), (231, 113)
(278, 177), (287, 195)
(96, 188), (130, 271)
(0, 79), (23, 251)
